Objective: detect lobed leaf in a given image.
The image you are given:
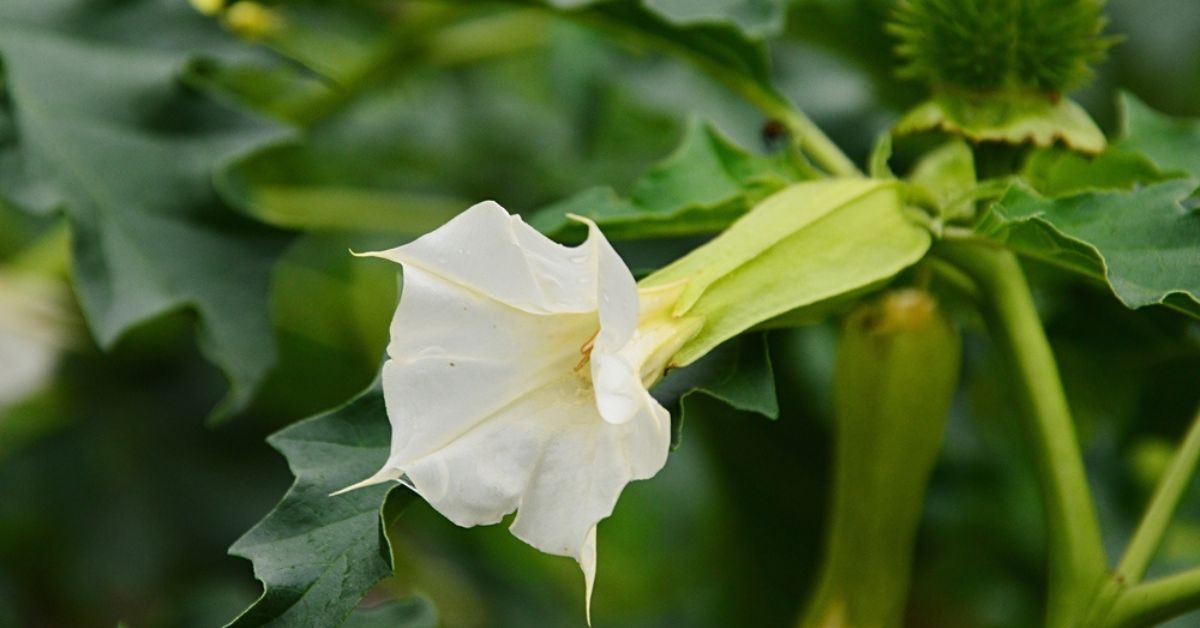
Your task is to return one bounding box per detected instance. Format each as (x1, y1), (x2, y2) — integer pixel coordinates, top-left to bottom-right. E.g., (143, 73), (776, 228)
(978, 180), (1200, 318)
(228, 386), (416, 628)
(0, 0), (294, 418)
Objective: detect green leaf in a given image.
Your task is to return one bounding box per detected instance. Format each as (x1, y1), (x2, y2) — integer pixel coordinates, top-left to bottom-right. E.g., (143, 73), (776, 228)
(1019, 146), (1170, 198)
(978, 179), (1200, 318)
(895, 94), (1105, 154)
(248, 233), (397, 420)
(1117, 91), (1200, 179)
(228, 387), (414, 628)
(0, 0), (294, 418)
(645, 179), (933, 364)
(906, 139), (976, 220)
(526, 0), (783, 103)
(182, 57), (332, 125)
(635, 0), (786, 39)
(653, 333), (778, 448)
(531, 119), (799, 239)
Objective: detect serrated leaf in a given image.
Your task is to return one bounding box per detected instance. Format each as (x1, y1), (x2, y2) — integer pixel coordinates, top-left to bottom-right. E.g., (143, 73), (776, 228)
(0, 0), (294, 418)
(532, 119), (799, 239)
(228, 387), (414, 628)
(978, 180), (1200, 318)
(895, 94), (1105, 154)
(1117, 91), (1200, 179)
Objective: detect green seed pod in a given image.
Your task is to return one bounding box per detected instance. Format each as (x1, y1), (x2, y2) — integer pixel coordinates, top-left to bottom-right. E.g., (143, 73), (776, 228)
(890, 0), (1116, 95)
(800, 289), (961, 628)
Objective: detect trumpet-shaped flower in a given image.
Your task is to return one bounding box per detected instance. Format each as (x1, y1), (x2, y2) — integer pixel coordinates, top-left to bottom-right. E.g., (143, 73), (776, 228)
(340, 201), (700, 615)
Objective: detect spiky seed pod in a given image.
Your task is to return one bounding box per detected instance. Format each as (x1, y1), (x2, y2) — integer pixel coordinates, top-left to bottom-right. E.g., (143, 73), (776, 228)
(890, 0), (1117, 95)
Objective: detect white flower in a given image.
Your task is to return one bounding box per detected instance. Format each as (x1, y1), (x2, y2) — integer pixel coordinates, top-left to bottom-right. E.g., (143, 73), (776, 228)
(339, 201), (700, 617)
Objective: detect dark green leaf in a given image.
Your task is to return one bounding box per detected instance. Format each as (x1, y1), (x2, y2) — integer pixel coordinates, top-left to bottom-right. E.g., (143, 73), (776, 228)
(652, 333), (778, 448)
(978, 179), (1200, 318)
(247, 233), (397, 420)
(531, 119), (798, 239)
(1117, 91), (1200, 179)
(0, 0), (294, 418)
(228, 387), (413, 628)
(524, 0), (783, 103)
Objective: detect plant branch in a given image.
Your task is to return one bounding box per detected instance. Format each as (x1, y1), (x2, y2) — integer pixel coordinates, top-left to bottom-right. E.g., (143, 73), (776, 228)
(533, 4), (862, 177)
(1119, 409), (1200, 583)
(935, 241), (1107, 628)
(1083, 408), (1200, 626)
(1105, 567), (1200, 628)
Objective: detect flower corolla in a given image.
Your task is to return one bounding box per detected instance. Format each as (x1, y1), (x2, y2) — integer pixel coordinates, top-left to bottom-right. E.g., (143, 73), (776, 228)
(340, 201), (700, 615)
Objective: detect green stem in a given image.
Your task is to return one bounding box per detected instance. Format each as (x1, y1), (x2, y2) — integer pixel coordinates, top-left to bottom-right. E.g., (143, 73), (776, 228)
(548, 6), (861, 178)
(1119, 410), (1200, 583)
(1085, 408), (1200, 626)
(1105, 568), (1200, 628)
(936, 241), (1107, 628)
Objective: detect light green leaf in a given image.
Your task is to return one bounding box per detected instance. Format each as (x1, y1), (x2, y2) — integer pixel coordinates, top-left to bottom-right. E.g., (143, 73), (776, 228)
(1020, 146), (1169, 198)
(907, 139), (975, 220)
(978, 180), (1200, 318)
(532, 119), (799, 239)
(228, 387), (415, 628)
(0, 0), (294, 418)
(647, 179), (932, 364)
(895, 94), (1105, 154)
(1117, 91), (1200, 179)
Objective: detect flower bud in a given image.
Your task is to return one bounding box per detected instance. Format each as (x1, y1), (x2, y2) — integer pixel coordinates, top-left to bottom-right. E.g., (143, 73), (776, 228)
(800, 289), (960, 628)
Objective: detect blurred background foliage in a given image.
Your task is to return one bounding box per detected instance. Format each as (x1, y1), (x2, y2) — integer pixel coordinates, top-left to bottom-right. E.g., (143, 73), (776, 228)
(0, 0), (1199, 626)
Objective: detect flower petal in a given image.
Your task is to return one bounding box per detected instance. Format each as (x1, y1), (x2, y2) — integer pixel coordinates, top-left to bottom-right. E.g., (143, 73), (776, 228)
(380, 266), (595, 467)
(361, 201), (604, 314)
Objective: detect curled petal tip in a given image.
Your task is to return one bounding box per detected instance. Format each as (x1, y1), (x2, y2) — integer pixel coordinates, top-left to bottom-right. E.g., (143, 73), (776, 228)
(565, 212), (600, 230)
(580, 526), (597, 626)
(329, 467), (401, 497)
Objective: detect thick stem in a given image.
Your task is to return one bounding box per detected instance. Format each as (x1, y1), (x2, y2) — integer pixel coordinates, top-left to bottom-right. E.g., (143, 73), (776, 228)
(936, 241), (1107, 628)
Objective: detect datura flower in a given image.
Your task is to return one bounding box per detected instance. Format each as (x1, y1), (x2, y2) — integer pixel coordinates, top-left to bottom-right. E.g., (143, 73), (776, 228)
(339, 201), (701, 616)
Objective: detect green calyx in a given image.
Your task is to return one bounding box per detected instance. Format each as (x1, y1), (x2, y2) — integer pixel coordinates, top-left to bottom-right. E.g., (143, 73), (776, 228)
(890, 0), (1117, 96)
